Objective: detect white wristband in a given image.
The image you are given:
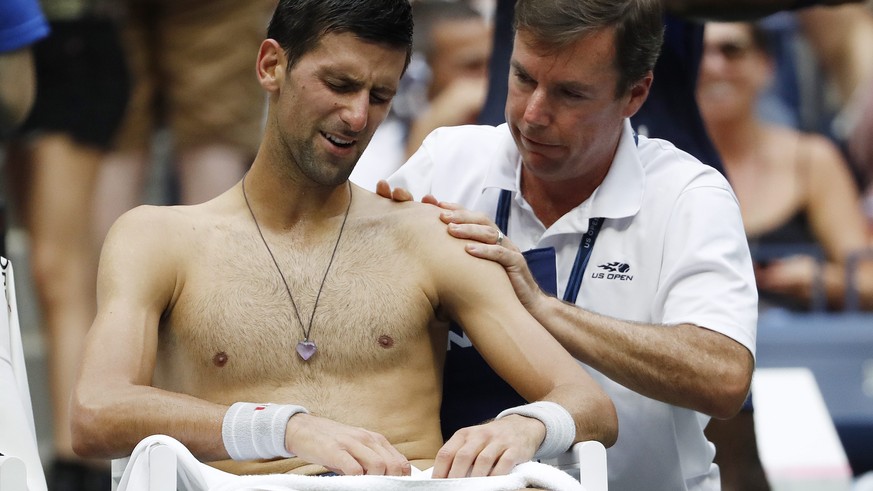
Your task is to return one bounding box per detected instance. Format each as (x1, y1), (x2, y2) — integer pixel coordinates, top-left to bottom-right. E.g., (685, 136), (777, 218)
(495, 401), (576, 459)
(222, 402), (309, 460)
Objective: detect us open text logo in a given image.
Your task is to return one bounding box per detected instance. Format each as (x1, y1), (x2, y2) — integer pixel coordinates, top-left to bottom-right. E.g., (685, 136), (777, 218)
(591, 262), (633, 281)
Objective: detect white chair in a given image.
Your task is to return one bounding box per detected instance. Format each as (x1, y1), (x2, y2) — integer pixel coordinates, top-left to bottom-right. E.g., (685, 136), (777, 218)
(111, 439), (607, 491)
(542, 440), (608, 491)
(0, 456), (28, 491)
(0, 257), (48, 491)
(752, 367), (854, 490)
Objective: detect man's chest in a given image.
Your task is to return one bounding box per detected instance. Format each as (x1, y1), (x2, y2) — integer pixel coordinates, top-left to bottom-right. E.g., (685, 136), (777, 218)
(157, 230), (440, 385)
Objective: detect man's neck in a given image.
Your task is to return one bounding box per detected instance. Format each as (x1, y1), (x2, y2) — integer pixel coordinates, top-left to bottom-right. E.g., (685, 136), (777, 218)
(520, 163), (609, 229)
(244, 160), (353, 229)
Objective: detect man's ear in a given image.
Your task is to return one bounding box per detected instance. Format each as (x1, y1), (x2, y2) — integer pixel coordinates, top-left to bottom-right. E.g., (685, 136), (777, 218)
(257, 39), (286, 93)
(622, 71), (653, 119)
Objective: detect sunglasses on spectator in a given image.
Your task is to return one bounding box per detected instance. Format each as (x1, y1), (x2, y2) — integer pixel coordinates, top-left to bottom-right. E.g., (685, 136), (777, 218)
(705, 40), (755, 60)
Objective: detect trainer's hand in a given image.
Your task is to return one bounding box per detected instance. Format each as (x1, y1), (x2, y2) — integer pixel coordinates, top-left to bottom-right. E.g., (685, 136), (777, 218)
(285, 413), (411, 476)
(375, 180), (440, 206)
(438, 205), (545, 314)
(432, 415), (545, 478)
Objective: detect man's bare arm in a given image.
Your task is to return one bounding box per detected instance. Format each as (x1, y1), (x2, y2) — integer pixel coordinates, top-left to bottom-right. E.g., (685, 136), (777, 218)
(71, 206), (231, 460)
(414, 211), (617, 477)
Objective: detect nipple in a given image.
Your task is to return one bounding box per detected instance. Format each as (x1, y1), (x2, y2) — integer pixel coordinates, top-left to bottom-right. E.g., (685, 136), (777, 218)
(213, 351), (229, 367)
(377, 335), (395, 349)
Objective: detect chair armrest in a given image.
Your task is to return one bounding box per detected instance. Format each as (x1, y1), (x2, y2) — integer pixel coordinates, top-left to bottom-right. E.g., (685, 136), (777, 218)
(539, 440), (608, 491)
(112, 444), (177, 491)
(0, 455), (27, 491)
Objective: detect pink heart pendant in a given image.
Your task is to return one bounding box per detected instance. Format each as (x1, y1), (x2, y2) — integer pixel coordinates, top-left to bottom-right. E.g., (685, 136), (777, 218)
(296, 340), (317, 361)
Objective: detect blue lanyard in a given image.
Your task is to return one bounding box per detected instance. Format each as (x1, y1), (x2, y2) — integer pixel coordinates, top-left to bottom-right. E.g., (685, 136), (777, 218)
(495, 189), (603, 304)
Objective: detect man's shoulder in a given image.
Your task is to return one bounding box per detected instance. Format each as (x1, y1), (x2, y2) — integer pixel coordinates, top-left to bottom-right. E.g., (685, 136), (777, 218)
(355, 191), (463, 253)
(356, 190), (444, 230)
(112, 203), (202, 233)
(105, 202), (230, 258)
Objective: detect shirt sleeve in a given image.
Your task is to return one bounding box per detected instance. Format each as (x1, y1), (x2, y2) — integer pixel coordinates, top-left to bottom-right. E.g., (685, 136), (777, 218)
(655, 183), (758, 358)
(386, 133), (439, 201)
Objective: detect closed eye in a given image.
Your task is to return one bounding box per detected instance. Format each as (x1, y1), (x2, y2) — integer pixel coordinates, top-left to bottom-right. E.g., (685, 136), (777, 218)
(326, 80), (356, 93)
(514, 69), (535, 86)
(370, 91), (393, 105)
(560, 88), (585, 100)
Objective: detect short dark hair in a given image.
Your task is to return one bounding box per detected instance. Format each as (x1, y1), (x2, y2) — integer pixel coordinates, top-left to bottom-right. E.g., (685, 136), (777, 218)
(267, 0), (414, 74)
(514, 0), (664, 96)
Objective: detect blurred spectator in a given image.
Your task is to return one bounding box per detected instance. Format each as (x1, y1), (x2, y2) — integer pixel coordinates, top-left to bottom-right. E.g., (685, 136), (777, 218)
(632, 13), (726, 172)
(3, 0), (129, 489)
(697, 21), (869, 311)
(796, 3), (873, 134)
(849, 80), (873, 229)
(92, 0), (275, 245)
(351, 0), (491, 190)
(0, 0), (48, 140)
(0, 2), (49, 491)
(402, 0), (492, 157)
(1, 0), (46, 256)
(796, 4), (873, 229)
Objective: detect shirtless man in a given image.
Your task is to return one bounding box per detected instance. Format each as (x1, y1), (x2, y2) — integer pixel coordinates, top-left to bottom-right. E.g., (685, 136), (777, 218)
(69, 0), (616, 480)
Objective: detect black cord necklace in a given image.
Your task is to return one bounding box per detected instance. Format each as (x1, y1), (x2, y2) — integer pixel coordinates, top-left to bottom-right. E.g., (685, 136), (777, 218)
(241, 173), (353, 361)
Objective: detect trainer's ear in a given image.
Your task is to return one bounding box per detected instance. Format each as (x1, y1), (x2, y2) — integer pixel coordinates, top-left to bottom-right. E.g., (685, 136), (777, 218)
(257, 39), (285, 93)
(622, 71), (653, 119)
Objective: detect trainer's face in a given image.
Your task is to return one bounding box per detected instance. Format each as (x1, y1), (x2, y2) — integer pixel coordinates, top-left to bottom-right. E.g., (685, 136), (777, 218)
(264, 32), (407, 186)
(505, 28), (646, 183)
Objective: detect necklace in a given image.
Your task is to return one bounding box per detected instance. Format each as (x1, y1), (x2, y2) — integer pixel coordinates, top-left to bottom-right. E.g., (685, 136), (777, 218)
(242, 174), (352, 361)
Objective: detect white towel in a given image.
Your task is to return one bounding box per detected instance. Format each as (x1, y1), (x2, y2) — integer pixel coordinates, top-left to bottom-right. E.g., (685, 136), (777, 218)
(118, 435), (585, 491)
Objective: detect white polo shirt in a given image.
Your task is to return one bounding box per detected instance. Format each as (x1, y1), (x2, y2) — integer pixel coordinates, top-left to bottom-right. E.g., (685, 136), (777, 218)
(384, 120), (758, 491)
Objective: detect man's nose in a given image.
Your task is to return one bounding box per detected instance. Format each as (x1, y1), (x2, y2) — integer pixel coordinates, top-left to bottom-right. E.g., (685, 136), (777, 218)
(523, 87), (551, 127)
(340, 92), (369, 133)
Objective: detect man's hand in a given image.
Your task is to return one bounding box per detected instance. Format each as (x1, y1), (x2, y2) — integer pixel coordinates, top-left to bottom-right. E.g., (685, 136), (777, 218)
(432, 415), (545, 478)
(285, 413), (411, 476)
(375, 180), (415, 202)
(375, 180), (440, 206)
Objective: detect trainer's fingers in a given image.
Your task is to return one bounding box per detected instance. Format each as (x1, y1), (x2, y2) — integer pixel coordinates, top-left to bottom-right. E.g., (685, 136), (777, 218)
(446, 222), (494, 242)
(450, 225), (520, 254)
(440, 208), (493, 226)
(464, 243), (521, 267)
(391, 186), (414, 202)
(375, 180), (392, 199)
(435, 200), (464, 211)
(422, 193), (439, 206)
(375, 180), (415, 202)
